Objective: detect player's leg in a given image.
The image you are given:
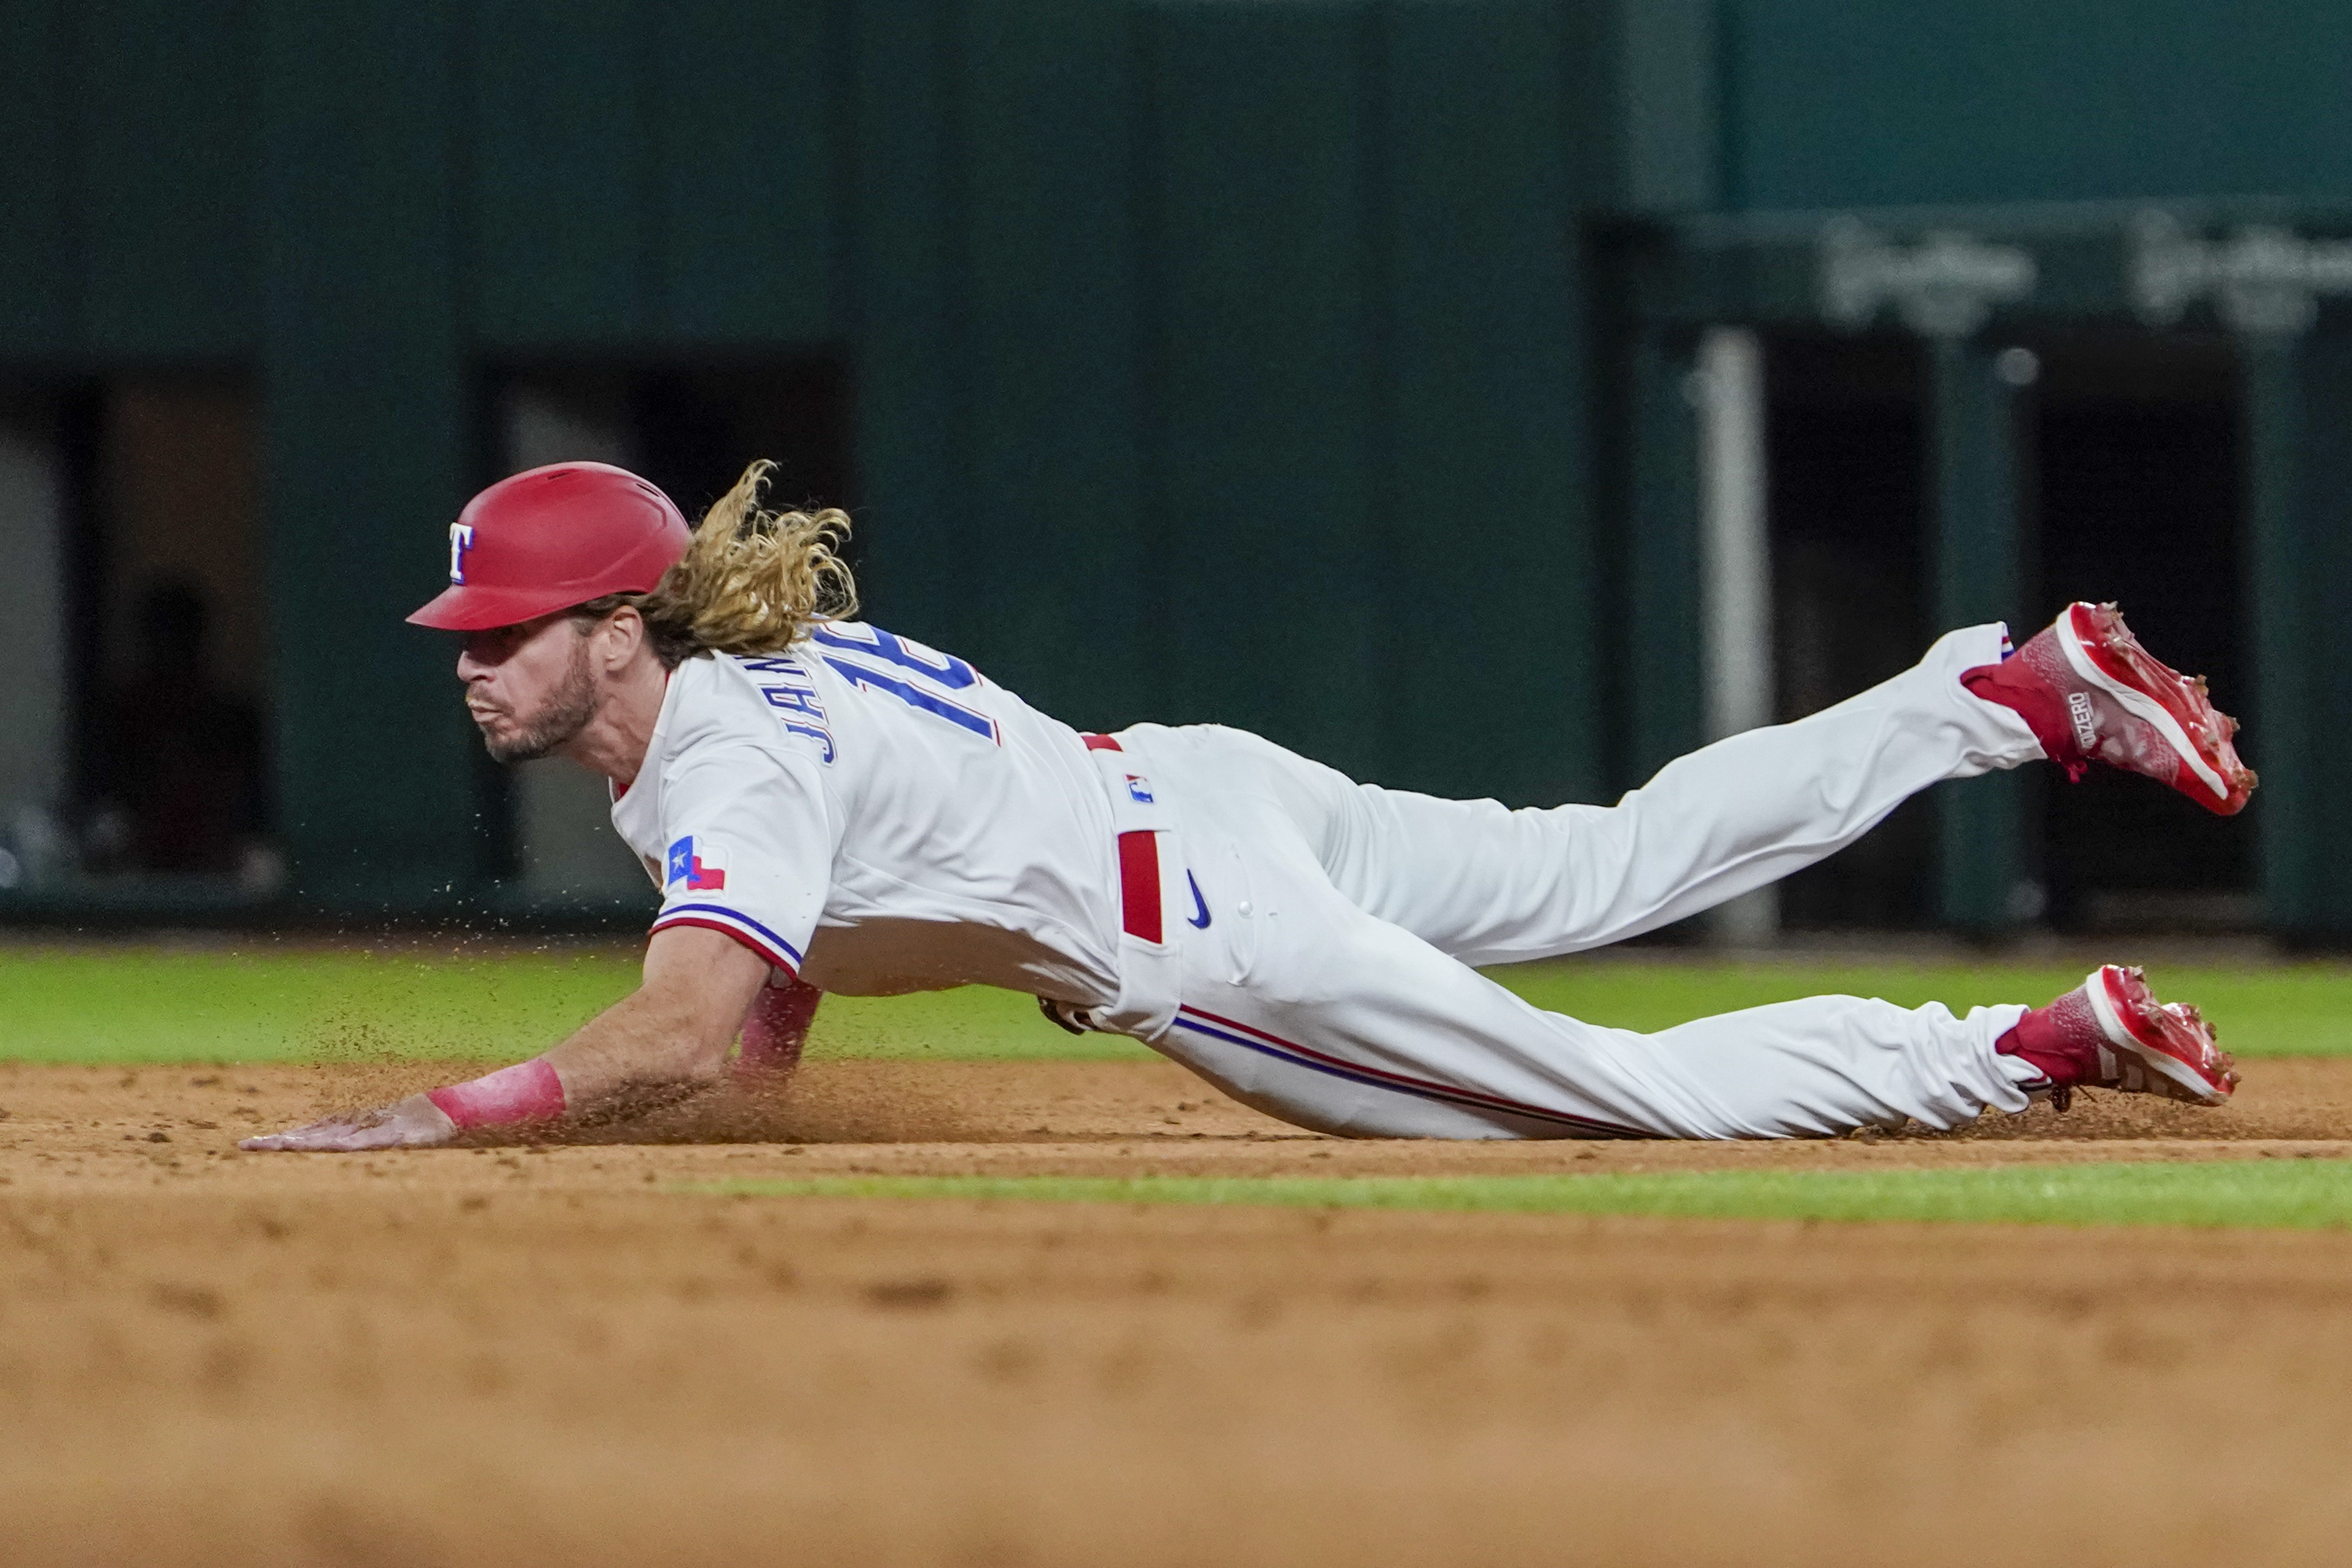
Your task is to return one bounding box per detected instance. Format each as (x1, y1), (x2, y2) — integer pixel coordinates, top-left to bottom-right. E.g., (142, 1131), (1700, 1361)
(1237, 606), (2245, 966)
(1145, 737), (2234, 1141)
(1152, 820), (2035, 1139)
(1179, 622), (2035, 965)
(1167, 943), (2231, 1140)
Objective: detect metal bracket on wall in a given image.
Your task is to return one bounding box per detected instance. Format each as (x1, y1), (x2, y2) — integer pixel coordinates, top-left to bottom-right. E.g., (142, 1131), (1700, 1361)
(2131, 210), (2352, 337)
(1818, 218), (2038, 339)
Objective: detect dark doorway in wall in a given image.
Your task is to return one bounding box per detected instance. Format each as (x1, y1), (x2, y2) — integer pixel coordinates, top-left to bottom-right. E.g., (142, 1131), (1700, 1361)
(2029, 334), (2249, 931)
(11, 375), (281, 893)
(1761, 330), (2251, 933)
(474, 357), (852, 906)
(485, 358), (852, 525)
(632, 363), (852, 522)
(0, 387), (81, 892)
(1764, 332), (1934, 929)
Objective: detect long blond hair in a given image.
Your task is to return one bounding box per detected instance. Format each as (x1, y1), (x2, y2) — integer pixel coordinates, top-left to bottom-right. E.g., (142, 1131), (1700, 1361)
(585, 460), (857, 664)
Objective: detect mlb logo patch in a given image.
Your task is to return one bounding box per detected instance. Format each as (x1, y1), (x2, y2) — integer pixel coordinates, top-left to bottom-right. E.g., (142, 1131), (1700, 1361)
(1125, 774), (1154, 805)
(665, 836), (728, 892)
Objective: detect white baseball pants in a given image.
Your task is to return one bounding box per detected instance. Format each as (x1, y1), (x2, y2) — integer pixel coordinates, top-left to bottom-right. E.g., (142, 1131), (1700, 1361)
(1122, 624), (2050, 1139)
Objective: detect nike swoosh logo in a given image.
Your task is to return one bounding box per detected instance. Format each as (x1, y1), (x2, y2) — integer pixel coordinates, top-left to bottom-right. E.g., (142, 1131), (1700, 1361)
(1185, 871), (1211, 929)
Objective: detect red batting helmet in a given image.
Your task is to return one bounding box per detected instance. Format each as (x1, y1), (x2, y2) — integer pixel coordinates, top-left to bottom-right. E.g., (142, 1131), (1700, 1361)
(406, 461), (693, 631)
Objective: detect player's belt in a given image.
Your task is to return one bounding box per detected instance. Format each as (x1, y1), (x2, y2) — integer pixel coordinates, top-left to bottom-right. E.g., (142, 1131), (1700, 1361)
(1080, 732), (1163, 942)
(1050, 729), (1187, 1043)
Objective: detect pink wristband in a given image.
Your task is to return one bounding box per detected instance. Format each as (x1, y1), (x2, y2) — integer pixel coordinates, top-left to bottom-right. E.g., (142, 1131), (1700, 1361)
(427, 1057), (567, 1129)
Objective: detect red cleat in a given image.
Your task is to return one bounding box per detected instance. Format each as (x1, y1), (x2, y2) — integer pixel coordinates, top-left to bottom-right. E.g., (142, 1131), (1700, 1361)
(1964, 602), (2256, 815)
(1996, 964), (2238, 1108)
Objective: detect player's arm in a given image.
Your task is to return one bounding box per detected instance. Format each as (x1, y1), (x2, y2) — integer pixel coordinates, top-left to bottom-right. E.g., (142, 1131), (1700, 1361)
(239, 925), (771, 1152)
(737, 973), (823, 1074)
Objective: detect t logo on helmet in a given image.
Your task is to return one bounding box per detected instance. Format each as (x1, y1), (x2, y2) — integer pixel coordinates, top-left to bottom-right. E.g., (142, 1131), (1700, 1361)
(447, 523), (476, 585)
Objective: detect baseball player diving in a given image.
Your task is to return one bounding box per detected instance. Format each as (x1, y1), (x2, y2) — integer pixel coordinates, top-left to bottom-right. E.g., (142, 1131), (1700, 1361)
(245, 460), (2252, 1151)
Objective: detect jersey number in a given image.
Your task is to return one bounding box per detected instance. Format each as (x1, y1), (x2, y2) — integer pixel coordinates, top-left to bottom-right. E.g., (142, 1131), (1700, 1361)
(810, 625), (1001, 745)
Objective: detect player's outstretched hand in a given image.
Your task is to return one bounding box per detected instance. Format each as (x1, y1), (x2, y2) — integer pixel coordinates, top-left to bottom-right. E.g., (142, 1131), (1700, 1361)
(239, 1092), (459, 1153)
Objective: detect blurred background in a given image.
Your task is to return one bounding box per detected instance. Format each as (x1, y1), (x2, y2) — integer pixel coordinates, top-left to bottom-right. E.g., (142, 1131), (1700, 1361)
(2, 0), (2348, 945)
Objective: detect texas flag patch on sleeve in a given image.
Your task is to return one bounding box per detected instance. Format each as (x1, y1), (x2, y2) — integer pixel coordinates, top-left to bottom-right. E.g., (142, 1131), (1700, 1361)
(665, 835), (728, 892)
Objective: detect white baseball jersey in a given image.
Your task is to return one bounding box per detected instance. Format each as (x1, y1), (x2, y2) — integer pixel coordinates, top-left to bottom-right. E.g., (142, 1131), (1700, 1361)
(608, 621), (1126, 1005)
(610, 617), (2056, 1140)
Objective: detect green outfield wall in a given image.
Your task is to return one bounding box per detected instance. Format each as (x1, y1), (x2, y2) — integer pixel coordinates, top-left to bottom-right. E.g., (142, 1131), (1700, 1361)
(1725, 1), (2352, 211)
(3, 0), (2350, 935)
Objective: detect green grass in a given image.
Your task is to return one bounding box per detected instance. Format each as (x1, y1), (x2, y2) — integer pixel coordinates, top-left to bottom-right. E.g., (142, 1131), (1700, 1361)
(694, 1159), (2352, 1230)
(1, 944), (2346, 1065)
(0, 944), (1135, 1065)
(0, 946), (643, 1065)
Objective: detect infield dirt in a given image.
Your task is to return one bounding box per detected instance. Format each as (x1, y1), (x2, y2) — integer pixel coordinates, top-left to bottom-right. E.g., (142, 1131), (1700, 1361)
(6, 1056), (2352, 1566)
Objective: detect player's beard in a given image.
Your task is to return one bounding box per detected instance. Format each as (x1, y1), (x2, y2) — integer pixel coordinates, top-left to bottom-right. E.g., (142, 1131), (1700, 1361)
(479, 637), (598, 764)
